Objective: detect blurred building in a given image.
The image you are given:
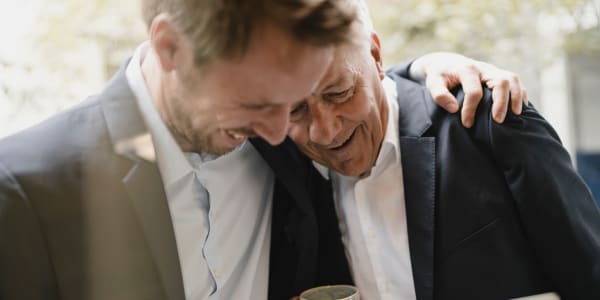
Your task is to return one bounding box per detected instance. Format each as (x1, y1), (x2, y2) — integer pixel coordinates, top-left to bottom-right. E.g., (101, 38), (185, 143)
(566, 28), (600, 203)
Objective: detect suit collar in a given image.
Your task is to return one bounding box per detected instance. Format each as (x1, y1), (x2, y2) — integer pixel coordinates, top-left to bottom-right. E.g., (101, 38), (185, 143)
(99, 60), (185, 300)
(100, 59), (149, 152)
(122, 159), (185, 300)
(251, 137), (314, 214)
(399, 136), (436, 300)
(251, 137), (322, 293)
(125, 43), (196, 186)
(390, 74), (436, 300)
(385, 74), (434, 137)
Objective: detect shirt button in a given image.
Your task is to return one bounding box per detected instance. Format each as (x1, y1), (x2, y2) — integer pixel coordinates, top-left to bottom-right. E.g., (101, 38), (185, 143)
(383, 281), (390, 293)
(213, 269), (221, 278)
(368, 228), (376, 238)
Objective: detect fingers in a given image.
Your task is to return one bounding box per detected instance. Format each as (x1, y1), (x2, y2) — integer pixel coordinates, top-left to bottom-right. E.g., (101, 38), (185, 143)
(416, 53), (529, 127)
(486, 71), (528, 124)
(458, 66), (483, 128)
(490, 79), (510, 123)
(425, 75), (459, 113)
(508, 81), (523, 115)
(483, 66), (529, 123)
(425, 64), (485, 128)
(506, 73), (525, 115)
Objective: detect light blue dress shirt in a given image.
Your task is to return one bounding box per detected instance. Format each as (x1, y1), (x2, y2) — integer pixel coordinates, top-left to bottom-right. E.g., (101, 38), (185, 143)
(125, 42), (274, 300)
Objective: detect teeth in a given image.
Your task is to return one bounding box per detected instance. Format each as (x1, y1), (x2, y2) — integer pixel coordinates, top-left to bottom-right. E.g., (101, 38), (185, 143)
(227, 130), (245, 140)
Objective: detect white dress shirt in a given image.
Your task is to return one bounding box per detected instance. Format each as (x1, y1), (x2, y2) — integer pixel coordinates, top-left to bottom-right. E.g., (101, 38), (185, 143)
(125, 42), (274, 300)
(314, 77), (416, 300)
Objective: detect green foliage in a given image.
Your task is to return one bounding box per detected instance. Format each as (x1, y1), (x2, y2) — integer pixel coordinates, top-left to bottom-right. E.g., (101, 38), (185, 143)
(1, 0), (598, 137)
(0, 0), (146, 136)
(367, 0), (597, 67)
(36, 0), (145, 70)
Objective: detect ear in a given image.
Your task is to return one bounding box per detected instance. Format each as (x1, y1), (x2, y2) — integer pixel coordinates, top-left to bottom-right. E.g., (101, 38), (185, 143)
(149, 13), (182, 72)
(370, 32), (385, 80)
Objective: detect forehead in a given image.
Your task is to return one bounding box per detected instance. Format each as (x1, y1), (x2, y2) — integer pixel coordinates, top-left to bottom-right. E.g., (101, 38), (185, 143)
(314, 45), (365, 92)
(200, 27), (335, 107)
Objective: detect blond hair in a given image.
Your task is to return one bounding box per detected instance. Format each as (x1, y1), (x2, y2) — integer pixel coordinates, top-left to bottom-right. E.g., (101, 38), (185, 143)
(142, 0), (357, 65)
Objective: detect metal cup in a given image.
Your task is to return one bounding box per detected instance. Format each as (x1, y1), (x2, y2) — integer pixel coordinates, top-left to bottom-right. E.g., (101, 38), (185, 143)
(299, 285), (359, 300)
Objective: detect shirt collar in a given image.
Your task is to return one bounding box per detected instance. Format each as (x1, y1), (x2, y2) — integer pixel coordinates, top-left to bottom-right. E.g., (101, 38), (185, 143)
(313, 75), (400, 180)
(379, 75), (401, 165)
(125, 42), (194, 186)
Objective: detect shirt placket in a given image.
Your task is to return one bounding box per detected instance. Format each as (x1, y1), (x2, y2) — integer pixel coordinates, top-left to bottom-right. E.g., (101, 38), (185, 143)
(355, 178), (390, 299)
(193, 168), (220, 296)
(355, 179), (390, 300)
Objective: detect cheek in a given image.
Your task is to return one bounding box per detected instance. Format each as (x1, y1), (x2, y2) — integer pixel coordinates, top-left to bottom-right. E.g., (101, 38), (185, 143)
(288, 122), (308, 140)
(363, 105), (384, 134)
(288, 125), (323, 159)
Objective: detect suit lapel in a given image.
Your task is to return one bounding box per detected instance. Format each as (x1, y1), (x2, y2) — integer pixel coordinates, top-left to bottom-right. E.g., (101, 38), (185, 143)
(250, 138), (314, 214)
(390, 74), (437, 300)
(400, 137), (435, 300)
(251, 138), (320, 293)
(123, 160), (185, 300)
(100, 61), (185, 300)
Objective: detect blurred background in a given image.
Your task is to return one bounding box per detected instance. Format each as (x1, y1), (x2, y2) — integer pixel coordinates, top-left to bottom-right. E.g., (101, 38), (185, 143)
(0, 0), (599, 200)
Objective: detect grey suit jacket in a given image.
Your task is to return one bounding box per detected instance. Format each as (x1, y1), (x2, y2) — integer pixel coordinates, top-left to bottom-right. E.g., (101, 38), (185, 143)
(0, 63), (185, 300)
(0, 58), (373, 300)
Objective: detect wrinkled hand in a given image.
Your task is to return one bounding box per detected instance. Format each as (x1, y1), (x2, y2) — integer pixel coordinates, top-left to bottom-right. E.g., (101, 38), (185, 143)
(410, 52), (528, 128)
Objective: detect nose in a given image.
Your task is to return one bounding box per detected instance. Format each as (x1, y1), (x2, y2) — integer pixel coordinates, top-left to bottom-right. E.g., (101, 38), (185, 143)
(254, 105), (290, 145)
(308, 104), (340, 147)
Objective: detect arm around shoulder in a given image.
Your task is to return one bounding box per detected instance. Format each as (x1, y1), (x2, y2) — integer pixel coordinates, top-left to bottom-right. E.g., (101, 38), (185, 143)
(479, 94), (600, 299)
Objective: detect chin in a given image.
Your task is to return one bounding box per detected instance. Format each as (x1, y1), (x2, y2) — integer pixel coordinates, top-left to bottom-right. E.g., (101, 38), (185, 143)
(192, 140), (232, 156)
(213, 144), (237, 156)
(338, 163), (369, 177)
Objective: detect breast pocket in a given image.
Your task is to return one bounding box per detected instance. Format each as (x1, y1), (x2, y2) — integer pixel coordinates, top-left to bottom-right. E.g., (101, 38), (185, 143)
(444, 217), (501, 259)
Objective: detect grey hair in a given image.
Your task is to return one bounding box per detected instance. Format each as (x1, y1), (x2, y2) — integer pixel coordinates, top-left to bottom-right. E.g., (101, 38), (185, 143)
(354, 0), (375, 33)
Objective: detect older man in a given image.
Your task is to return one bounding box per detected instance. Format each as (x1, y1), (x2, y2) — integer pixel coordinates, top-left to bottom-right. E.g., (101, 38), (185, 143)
(0, 0), (529, 299)
(264, 6), (600, 300)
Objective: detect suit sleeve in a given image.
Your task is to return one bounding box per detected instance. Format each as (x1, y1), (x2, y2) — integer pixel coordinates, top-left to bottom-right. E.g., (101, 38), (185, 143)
(0, 161), (59, 299)
(478, 92), (600, 299)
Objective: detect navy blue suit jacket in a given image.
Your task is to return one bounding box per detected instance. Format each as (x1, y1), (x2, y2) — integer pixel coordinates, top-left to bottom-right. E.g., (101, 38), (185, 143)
(258, 65), (600, 300)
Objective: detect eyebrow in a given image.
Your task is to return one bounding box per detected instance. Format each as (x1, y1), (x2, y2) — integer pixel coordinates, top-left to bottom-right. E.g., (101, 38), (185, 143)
(239, 102), (277, 109)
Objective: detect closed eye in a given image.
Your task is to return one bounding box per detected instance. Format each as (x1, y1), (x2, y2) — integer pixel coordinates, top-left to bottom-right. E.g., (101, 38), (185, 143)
(324, 87), (354, 103)
(240, 103), (271, 110)
(290, 102), (308, 122)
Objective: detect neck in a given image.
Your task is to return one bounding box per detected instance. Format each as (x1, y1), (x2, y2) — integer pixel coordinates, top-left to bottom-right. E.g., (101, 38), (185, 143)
(360, 79), (389, 175)
(141, 49), (195, 152)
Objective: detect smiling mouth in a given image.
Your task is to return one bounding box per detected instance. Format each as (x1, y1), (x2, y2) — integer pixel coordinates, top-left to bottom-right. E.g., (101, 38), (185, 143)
(226, 130), (246, 140)
(330, 129), (357, 151)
